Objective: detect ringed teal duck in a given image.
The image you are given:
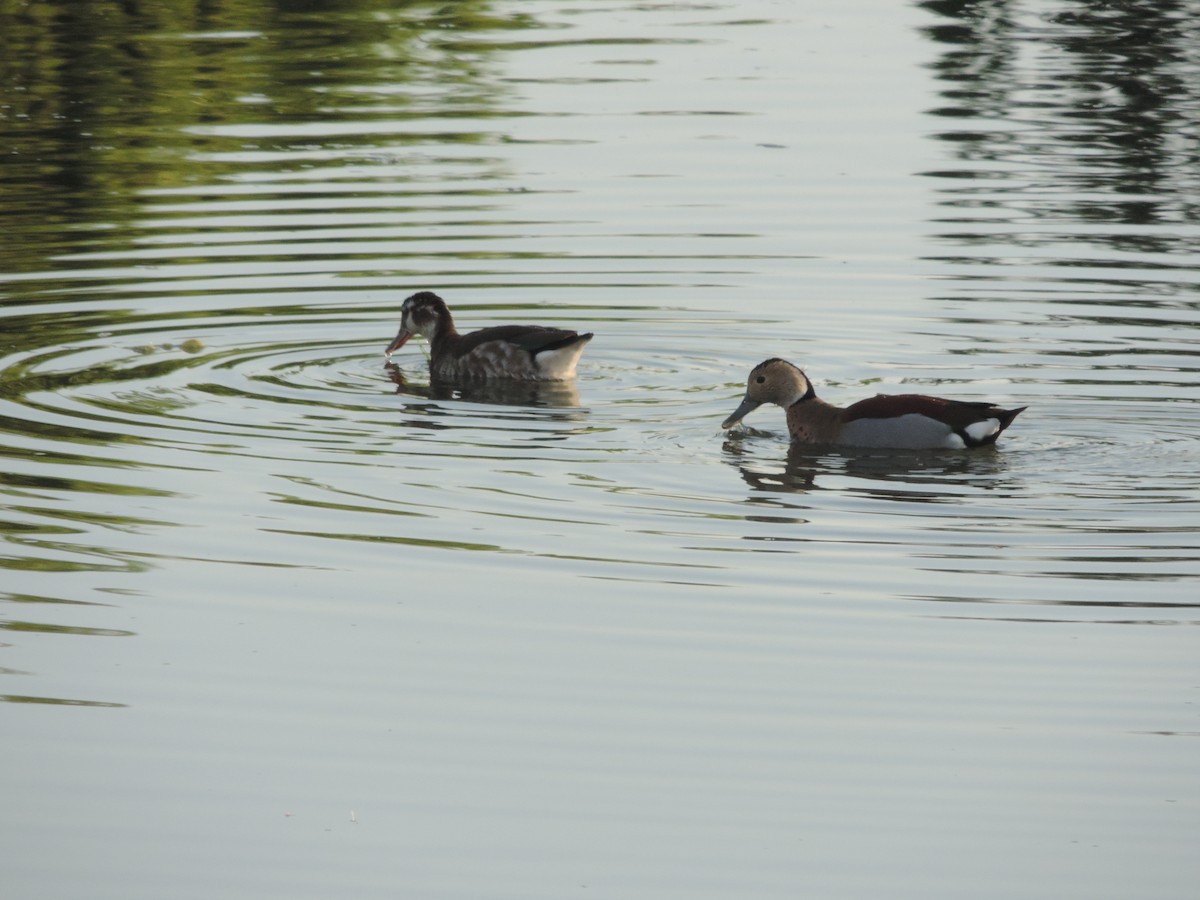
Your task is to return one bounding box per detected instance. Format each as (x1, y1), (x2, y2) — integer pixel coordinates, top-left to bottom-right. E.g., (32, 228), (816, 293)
(722, 358), (1025, 450)
(385, 291), (593, 381)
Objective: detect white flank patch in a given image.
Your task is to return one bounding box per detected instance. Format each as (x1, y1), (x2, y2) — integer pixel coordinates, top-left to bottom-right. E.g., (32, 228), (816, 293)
(942, 432), (967, 449)
(964, 418), (1000, 443)
(535, 340), (589, 380)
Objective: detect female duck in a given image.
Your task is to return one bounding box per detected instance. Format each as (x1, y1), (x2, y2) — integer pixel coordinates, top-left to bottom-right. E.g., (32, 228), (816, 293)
(722, 358), (1025, 450)
(385, 291), (592, 381)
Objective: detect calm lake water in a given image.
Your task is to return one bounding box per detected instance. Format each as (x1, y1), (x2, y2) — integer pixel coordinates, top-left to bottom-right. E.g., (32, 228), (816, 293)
(2, 1), (1198, 897)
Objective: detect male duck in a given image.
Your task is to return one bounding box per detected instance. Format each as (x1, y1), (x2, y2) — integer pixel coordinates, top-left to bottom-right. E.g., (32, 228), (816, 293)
(722, 358), (1025, 450)
(385, 291), (593, 381)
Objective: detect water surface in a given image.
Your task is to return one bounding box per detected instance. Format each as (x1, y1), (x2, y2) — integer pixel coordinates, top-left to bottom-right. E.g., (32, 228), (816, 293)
(2, 1), (1198, 898)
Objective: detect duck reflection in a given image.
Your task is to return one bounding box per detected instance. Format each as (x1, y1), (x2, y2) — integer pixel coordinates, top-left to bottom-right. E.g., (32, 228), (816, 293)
(723, 433), (1018, 501)
(386, 361), (584, 409)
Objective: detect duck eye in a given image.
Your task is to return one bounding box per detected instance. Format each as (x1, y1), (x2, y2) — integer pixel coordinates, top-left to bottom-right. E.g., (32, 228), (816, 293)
(755, 375), (766, 384)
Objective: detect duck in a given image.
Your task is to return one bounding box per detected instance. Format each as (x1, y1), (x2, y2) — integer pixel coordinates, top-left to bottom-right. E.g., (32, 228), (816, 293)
(385, 291), (593, 381)
(722, 358), (1025, 450)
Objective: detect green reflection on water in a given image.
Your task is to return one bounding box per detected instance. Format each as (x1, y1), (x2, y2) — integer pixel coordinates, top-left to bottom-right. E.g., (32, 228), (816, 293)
(0, 0), (526, 280)
(264, 528), (506, 553)
(0, 470), (174, 498)
(0, 694), (126, 708)
(0, 619), (135, 637)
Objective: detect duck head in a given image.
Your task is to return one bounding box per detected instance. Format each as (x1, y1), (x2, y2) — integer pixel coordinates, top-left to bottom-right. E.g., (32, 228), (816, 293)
(386, 291), (451, 356)
(722, 358), (815, 428)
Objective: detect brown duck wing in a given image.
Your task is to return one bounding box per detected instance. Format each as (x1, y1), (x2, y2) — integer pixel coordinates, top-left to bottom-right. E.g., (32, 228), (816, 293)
(846, 393), (1021, 424)
(842, 394), (960, 422)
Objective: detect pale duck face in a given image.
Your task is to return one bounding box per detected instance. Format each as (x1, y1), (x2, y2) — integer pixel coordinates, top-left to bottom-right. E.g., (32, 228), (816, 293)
(404, 291), (455, 337)
(386, 293), (446, 355)
(722, 358), (812, 428)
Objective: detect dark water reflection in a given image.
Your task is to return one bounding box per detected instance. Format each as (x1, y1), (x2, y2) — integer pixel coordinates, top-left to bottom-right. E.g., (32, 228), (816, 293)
(386, 361), (584, 408)
(920, 0), (1200, 240)
(0, 0), (527, 285)
(724, 435), (1020, 498)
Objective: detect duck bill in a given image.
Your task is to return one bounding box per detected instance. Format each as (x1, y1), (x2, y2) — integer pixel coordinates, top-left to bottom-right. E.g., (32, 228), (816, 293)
(721, 396), (761, 429)
(385, 328), (413, 356)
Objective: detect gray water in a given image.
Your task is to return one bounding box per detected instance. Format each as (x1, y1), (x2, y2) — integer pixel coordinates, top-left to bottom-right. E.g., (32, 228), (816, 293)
(2, 1), (1198, 898)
